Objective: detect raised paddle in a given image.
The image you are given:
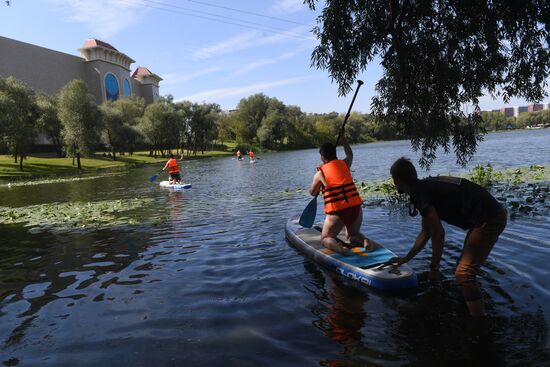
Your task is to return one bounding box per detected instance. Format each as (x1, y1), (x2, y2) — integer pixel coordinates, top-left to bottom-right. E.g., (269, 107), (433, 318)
(298, 80), (364, 228)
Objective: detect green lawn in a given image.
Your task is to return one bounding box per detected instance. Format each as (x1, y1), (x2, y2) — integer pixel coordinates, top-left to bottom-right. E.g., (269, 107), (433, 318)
(0, 148), (234, 181)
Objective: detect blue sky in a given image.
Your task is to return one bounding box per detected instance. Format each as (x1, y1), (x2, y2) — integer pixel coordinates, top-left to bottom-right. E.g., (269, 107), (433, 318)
(0, 0), (546, 113)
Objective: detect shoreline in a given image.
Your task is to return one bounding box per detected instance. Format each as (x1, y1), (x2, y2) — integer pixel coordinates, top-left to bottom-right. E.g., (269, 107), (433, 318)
(0, 150), (233, 183)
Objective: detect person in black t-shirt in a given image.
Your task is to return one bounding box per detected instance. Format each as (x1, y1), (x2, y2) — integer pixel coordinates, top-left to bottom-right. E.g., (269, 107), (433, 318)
(389, 157), (507, 317)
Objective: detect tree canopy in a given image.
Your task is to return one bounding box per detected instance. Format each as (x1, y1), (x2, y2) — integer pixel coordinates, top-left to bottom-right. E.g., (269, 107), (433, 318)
(0, 76), (37, 170)
(57, 80), (102, 169)
(306, 0), (550, 167)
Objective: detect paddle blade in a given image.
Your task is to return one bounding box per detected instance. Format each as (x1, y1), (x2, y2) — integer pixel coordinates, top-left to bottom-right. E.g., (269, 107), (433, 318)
(299, 196), (318, 228)
(149, 174), (158, 182)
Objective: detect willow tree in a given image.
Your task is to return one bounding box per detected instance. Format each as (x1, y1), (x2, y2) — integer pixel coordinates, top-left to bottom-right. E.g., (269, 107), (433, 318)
(0, 76), (38, 171)
(36, 93), (63, 157)
(57, 80), (102, 169)
(306, 0), (550, 167)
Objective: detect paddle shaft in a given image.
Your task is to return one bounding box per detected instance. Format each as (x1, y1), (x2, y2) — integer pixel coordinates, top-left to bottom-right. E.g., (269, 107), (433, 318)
(335, 80), (364, 146)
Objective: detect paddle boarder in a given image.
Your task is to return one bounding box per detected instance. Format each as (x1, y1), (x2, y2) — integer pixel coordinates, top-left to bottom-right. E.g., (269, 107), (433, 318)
(309, 128), (369, 255)
(236, 149), (242, 161)
(248, 149), (255, 161)
(388, 157), (507, 317)
(162, 154), (181, 185)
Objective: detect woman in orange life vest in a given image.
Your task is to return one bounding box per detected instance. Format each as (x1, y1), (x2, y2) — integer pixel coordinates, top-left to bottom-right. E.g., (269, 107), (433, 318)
(309, 128), (370, 255)
(162, 154), (181, 184)
(248, 149), (255, 161)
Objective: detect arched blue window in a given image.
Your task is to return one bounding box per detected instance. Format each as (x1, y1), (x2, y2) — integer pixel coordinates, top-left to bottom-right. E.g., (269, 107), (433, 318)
(123, 79), (131, 97)
(105, 74), (119, 101)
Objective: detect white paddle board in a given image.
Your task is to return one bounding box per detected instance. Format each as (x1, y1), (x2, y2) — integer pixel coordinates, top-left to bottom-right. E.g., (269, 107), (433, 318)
(159, 181), (192, 189)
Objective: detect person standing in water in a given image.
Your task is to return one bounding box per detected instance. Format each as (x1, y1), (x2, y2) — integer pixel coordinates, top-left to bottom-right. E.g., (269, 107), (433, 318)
(236, 149), (242, 161)
(389, 157), (507, 317)
(248, 149), (255, 161)
(309, 128), (370, 255)
(162, 154), (181, 185)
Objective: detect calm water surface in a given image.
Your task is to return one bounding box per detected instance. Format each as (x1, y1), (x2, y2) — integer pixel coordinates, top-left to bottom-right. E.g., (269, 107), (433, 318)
(1, 129), (549, 366)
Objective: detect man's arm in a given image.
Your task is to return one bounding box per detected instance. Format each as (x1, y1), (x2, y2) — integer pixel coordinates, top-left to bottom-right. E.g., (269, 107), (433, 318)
(392, 206), (445, 266)
(162, 161), (169, 171)
(309, 170), (327, 196)
(340, 129), (353, 168)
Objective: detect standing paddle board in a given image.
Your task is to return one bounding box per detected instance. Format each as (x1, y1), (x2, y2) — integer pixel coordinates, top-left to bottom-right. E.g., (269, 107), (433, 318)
(249, 159), (256, 164)
(285, 217), (418, 290)
(159, 181), (192, 189)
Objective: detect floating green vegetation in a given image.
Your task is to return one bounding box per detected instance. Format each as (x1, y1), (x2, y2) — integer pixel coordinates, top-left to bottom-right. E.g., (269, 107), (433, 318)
(356, 165), (549, 218)
(0, 172), (124, 188)
(357, 179), (408, 204)
(467, 164), (549, 188)
(0, 198), (154, 233)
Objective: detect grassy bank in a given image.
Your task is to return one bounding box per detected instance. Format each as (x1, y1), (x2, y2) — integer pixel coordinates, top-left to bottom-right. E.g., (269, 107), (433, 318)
(0, 149), (234, 181)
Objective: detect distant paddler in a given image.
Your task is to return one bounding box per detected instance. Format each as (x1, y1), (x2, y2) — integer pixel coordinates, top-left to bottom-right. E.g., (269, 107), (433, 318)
(236, 149), (242, 161)
(248, 149), (255, 161)
(162, 154), (182, 185)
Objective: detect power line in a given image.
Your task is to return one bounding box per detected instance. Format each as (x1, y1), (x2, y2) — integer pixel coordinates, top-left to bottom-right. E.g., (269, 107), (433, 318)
(183, 0), (309, 26)
(116, 0), (312, 40)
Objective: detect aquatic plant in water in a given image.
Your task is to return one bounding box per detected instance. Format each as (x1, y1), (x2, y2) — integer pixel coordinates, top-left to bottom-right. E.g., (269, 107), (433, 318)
(0, 173), (124, 188)
(356, 165), (549, 218)
(0, 198), (154, 233)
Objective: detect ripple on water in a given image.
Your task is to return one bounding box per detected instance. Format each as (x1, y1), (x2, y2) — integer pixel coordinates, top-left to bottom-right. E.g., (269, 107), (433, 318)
(1, 130), (550, 365)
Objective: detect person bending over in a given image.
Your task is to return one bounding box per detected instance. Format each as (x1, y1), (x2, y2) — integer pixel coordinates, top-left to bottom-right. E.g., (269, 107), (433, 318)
(389, 157), (507, 317)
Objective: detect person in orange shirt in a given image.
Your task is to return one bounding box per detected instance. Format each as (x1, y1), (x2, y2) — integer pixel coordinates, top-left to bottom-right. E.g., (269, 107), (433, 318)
(162, 154), (181, 184)
(248, 149), (255, 161)
(309, 128), (370, 255)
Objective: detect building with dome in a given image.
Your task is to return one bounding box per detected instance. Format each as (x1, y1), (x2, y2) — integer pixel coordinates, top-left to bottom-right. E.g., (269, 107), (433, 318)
(0, 36), (161, 105)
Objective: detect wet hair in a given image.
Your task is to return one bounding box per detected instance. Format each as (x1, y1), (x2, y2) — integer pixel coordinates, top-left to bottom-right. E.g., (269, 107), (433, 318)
(169, 154), (175, 159)
(390, 157), (418, 185)
(319, 142), (337, 161)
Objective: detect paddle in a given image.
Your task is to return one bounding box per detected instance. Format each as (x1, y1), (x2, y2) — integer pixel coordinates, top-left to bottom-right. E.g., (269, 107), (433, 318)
(298, 194), (318, 228)
(298, 80), (364, 228)
(149, 171), (162, 182)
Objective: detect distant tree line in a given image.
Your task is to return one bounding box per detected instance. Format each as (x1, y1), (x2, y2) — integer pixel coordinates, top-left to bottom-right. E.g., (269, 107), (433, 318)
(481, 110), (550, 131)
(2, 75), (548, 171)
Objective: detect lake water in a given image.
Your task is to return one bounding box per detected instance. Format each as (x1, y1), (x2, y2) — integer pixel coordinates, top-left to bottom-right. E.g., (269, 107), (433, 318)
(1, 129), (549, 366)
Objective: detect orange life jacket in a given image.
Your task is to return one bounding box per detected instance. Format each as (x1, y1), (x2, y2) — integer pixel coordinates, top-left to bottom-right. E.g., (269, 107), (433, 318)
(248, 151), (254, 158)
(167, 158), (179, 174)
(319, 159), (363, 214)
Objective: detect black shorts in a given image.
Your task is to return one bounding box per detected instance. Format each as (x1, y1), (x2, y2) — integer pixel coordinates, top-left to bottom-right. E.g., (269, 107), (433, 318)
(170, 172), (181, 181)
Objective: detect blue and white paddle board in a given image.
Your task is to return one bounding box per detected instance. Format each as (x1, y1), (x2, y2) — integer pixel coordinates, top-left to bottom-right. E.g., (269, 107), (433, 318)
(159, 181), (192, 189)
(285, 216), (418, 290)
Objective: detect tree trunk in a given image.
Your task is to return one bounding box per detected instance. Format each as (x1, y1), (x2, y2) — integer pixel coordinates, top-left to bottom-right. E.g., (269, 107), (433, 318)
(72, 156), (75, 166)
(19, 155), (23, 171)
(112, 149), (116, 161)
(14, 155), (17, 163)
(77, 153), (82, 170)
